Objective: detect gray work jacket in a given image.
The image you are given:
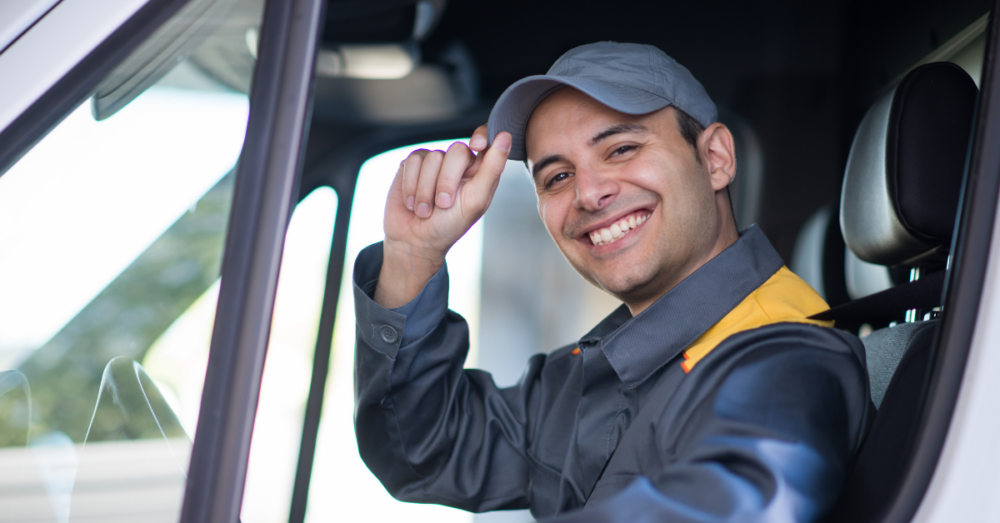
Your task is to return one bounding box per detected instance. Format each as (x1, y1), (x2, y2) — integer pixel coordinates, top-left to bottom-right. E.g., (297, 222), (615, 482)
(353, 226), (873, 522)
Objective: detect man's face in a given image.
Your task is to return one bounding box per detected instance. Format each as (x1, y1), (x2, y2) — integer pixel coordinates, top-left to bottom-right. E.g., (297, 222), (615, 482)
(525, 88), (724, 308)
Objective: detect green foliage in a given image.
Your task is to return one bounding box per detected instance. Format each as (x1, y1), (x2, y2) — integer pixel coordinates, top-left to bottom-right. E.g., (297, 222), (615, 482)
(17, 174), (234, 444)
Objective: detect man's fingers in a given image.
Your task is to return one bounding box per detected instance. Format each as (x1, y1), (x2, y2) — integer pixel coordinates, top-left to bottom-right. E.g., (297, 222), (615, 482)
(469, 124), (488, 153)
(435, 142), (474, 209)
(465, 132), (512, 204)
(401, 150), (428, 212)
(387, 161), (405, 207)
(415, 150), (444, 218)
(398, 133), (497, 220)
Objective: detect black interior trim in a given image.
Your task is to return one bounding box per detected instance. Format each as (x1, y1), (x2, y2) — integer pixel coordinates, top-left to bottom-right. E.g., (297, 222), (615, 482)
(0, 0), (191, 179)
(879, 6), (1000, 523)
(287, 174), (356, 523)
(178, 0), (325, 521)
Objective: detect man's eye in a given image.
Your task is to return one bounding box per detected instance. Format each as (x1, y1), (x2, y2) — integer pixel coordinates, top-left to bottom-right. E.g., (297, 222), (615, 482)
(612, 145), (636, 156)
(545, 172), (572, 188)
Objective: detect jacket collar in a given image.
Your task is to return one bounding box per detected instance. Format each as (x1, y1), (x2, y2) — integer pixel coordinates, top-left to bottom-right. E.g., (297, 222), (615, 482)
(578, 225), (784, 388)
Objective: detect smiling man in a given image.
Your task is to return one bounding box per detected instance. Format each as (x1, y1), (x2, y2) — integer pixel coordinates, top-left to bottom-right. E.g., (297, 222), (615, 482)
(353, 42), (873, 522)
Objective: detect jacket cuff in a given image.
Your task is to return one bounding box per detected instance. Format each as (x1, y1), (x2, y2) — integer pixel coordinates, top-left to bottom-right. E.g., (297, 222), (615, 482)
(353, 242), (450, 357)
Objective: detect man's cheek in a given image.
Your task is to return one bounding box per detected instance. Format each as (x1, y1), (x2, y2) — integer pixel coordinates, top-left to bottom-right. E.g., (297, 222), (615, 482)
(539, 201), (570, 244)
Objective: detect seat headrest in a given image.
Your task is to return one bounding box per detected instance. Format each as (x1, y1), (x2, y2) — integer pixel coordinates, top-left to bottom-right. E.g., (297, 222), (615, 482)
(792, 205), (851, 306)
(840, 62), (977, 267)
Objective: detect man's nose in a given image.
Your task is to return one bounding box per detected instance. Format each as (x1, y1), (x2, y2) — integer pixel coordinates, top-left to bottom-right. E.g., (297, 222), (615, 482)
(574, 168), (619, 212)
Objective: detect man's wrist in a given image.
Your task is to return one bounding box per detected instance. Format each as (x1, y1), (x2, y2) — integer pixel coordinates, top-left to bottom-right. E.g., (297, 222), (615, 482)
(374, 239), (447, 309)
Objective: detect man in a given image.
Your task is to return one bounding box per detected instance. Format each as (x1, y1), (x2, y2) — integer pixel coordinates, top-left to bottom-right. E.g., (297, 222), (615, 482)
(352, 42), (872, 522)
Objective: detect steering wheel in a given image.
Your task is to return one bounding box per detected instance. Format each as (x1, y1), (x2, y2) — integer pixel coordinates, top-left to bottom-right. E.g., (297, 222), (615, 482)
(84, 357), (189, 473)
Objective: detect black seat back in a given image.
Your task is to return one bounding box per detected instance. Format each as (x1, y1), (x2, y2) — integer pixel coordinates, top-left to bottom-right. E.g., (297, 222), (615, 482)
(827, 62), (977, 522)
(832, 320), (937, 521)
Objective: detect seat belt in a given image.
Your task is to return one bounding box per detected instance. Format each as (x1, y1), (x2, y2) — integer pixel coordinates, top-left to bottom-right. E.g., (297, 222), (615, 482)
(810, 270), (946, 323)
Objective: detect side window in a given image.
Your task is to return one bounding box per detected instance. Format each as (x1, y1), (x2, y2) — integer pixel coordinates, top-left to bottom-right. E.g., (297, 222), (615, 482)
(0, 2), (265, 521)
(305, 141), (483, 523)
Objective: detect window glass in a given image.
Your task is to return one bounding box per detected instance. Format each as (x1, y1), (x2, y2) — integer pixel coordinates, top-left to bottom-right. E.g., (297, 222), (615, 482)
(142, 187), (338, 523)
(305, 141), (483, 523)
(0, 87), (247, 371)
(0, 0), (266, 520)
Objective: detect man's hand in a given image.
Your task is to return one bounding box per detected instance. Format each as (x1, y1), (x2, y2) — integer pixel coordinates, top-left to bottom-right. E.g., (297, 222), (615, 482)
(374, 125), (512, 309)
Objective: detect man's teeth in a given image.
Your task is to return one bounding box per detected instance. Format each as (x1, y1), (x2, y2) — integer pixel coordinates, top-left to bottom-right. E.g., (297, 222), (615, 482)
(589, 213), (649, 246)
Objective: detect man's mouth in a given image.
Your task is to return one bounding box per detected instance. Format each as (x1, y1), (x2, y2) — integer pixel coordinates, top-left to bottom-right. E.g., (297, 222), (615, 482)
(587, 210), (651, 246)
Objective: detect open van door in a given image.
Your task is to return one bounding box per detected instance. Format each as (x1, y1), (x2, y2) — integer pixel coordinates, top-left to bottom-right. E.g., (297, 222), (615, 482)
(0, 1), (324, 522)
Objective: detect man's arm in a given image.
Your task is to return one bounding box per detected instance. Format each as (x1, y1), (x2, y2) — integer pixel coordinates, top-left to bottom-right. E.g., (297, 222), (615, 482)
(355, 126), (532, 511)
(354, 242), (540, 512)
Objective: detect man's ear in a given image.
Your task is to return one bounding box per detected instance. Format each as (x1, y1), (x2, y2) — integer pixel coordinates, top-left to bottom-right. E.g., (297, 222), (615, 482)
(698, 123), (737, 192)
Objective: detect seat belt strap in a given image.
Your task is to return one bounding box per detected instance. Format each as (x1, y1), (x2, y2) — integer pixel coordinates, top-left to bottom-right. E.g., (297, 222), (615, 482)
(810, 270), (946, 323)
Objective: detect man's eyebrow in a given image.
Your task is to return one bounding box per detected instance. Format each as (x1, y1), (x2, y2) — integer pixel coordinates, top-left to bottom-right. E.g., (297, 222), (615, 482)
(588, 123), (649, 146)
(530, 124), (649, 179)
(531, 154), (566, 179)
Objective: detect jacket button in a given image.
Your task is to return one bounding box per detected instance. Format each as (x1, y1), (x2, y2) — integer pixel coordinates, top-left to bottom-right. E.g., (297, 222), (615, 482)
(379, 325), (399, 344)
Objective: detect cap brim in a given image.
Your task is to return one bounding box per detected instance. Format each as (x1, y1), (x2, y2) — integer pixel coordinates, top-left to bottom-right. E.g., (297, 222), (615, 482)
(487, 75), (670, 161)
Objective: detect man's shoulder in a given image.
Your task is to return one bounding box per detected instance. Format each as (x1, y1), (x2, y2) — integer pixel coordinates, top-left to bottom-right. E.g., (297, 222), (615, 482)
(677, 322), (871, 427)
(680, 266), (844, 372)
(717, 263), (865, 362)
(750, 266), (832, 325)
(725, 321), (864, 358)
(693, 321), (868, 393)
(727, 264), (864, 365)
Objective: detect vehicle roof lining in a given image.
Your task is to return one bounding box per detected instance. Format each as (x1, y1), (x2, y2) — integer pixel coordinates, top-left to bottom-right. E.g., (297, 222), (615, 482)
(306, 0), (991, 265)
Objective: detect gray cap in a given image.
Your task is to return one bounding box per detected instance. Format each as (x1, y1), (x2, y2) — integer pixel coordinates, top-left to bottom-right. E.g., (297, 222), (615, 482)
(487, 42), (717, 161)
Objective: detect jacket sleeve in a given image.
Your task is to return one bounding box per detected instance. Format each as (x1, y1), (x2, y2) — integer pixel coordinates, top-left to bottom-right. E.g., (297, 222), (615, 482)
(353, 242), (537, 512)
(543, 330), (873, 523)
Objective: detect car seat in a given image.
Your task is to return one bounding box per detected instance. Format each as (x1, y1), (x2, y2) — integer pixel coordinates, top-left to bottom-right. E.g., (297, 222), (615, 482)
(792, 204), (917, 334)
(791, 204), (852, 308)
(822, 62), (978, 521)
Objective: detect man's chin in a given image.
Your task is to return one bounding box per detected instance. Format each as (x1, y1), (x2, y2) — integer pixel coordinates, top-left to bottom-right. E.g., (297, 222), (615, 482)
(566, 251), (665, 302)
(593, 271), (662, 303)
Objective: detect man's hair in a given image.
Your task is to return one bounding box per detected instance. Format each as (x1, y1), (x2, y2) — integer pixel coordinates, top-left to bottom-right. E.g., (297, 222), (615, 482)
(674, 109), (705, 165)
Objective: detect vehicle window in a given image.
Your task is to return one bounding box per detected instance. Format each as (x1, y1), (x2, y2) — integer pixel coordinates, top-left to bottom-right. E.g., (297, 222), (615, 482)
(305, 141), (483, 523)
(142, 187), (338, 523)
(0, 1), (265, 520)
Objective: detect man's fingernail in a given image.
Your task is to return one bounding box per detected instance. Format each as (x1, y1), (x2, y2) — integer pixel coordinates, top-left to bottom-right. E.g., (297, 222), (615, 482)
(470, 135), (487, 149)
(416, 202), (431, 218)
(406, 196), (415, 210)
(436, 192), (452, 208)
(496, 133), (512, 153)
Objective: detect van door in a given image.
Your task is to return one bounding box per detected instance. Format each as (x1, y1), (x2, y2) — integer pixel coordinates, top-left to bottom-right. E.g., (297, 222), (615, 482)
(0, 1), (324, 522)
